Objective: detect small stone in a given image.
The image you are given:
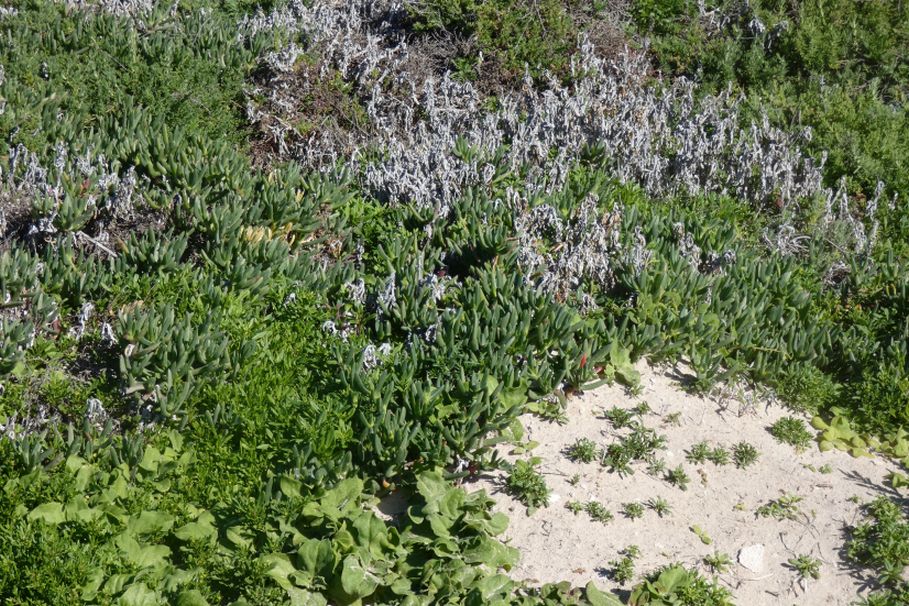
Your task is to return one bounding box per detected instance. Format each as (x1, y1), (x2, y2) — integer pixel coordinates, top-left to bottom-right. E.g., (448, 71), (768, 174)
(738, 544), (765, 573)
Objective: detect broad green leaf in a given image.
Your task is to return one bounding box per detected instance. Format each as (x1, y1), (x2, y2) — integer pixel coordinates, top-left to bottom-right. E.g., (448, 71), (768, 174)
(474, 574), (513, 599)
(64, 498), (103, 524)
(175, 590), (210, 606)
(351, 512), (394, 557)
(28, 502), (65, 524)
(462, 537), (519, 567)
(127, 510), (175, 536)
(297, 537), (334, 579)
(281, 475), (302, 499)
(415, 470), (448, 506)
(225, 525), (253, 548)
(261, 553), (299, 590)
(586, 582), (623, 606)
(118, 582), (163, 606)
(116, 534), (171, 568)
(174, 511), (217, 542)
(340, 555), (379, 599)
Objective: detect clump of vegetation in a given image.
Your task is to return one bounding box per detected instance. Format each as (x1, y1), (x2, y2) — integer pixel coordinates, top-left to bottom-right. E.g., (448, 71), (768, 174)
(647, 497), (672, 518)
(731, 442), (760, 469)
(584, 501), (615, 524)
(601, 423), (667, 476)
(628, 564), (734, 605)
(768, 417), (814, 452)
(666, 465), (691, 491)
(757, 494), (804, 521)
(622, 502), (646, 520)
(703, 552), (733, 575)
(607, 545), (641, 585)
(847, 496), (909, 603)
(787, 554), (822, 581)
(506, 458), (551, 512)
(565, 437), (600, 463)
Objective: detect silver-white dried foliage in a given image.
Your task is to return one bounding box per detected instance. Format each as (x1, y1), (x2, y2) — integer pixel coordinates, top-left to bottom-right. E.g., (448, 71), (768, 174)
(2, 142), (139, 236)
(243, 0), (883, 279)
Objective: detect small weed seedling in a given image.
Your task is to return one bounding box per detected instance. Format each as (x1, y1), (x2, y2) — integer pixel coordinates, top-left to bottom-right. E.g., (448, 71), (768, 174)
(602, 406), (635, 429)
(663, 411), (683, 427)
(666, 465), (691, 490)
(732, 441), (759, 469)
(787, 554), (821, 581)
(622, 502), (645, 520)
(647, 496), (672, 517)
(506, 458), (550, 513)
(646, 458), (667, 476)
(633, 402), (652, 416)
(818, 463), (833, 474)
(757, 494), (803, 521)
(706, 446), (730, 466)
(565, 437), (599, 463)
(686, 441), (712, 464)
(568, 472), (581, 486)
(566, 500), (584, 515)
(704, 551), (733, 574)
(584, 501), (614, 524)
(690, 524), (712, 545)
(768, 416), (814, 452)
(607, 545), (640, 585)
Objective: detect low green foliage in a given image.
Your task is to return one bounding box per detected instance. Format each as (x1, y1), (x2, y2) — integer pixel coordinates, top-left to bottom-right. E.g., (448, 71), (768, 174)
(731, 442), (759, 469)
(622, 502), (645, 520)
(506, 458), (551, 513)
(583, 501), (614, 525)
(628, 564), (734, 606)
(665, 465), (690, 491)
(786, 554), (821, 581)
(703, 552), (732, 575)
(756, 494), (804, 521)
(566, 437), (600, 463)
(607, 546), (641, 585)
(847, 496), (909, 603)
(768, 417), (814, 452)
(647, 497), (671, 518)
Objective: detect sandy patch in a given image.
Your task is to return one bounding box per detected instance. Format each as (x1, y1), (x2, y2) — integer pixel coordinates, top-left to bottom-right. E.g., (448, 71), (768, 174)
(472, 361), (905, 605)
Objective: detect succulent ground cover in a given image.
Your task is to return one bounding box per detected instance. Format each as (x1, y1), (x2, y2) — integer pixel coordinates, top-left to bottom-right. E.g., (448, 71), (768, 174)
(0, 0), (907, 603)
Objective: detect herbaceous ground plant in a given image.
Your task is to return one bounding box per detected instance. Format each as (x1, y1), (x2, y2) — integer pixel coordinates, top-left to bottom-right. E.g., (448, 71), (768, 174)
(0, 0), (908, 604)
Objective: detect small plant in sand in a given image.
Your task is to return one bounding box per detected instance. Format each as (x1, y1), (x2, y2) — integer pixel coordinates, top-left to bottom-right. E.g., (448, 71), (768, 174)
(706, 446), (730, 466)
(704, 551), (733, 574)
(666, 465), (691, 490)
(690, 525), (712, 545)
(505, 458), (550, 513)
(647, 497), (672, 517)
(757, 493), (804, 521)
(633, 402), (652, 416)
(602, 406), (635, 429)
(629, 564), (734, 605)
(607, 545), (641, 585)
(686, 441), (712, 464)
(568, 472), (582, 486)
(622, 502), (646, 520)
(566, 500), (584, 515)
(602, 423), (667, 475)
(565, 437), (599, 463)
(663, 411), (683, 427)
(646, 458), (667, 476)
(787, 554), (822, 581)
(585, 501), (615, 524)
(768, 416), (814, 452)
(732, 441), (760, 469)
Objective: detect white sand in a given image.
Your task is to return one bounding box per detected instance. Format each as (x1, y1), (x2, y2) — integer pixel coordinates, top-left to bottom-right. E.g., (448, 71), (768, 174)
(471, 361), (906, 605)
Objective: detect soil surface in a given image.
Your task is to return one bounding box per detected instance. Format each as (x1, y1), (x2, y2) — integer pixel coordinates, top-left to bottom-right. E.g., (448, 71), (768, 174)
(472, 361), (905, 605)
